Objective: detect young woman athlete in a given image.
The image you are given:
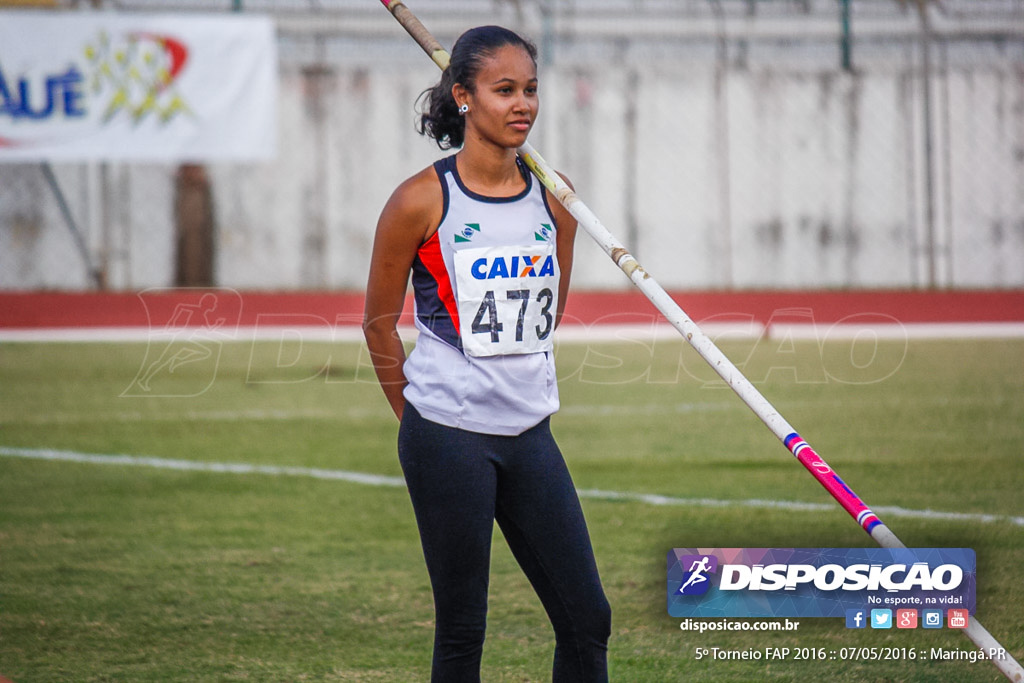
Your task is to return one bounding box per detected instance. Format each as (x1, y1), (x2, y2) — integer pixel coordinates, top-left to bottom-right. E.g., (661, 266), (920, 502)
(363, 25), (611, 683)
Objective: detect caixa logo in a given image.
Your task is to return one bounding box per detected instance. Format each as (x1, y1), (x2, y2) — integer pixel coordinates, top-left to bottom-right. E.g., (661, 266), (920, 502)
(471, 254), (556, 280)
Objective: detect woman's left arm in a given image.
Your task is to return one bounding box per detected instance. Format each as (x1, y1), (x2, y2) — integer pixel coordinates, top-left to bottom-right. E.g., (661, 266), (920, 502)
(547, 174), (578, 328)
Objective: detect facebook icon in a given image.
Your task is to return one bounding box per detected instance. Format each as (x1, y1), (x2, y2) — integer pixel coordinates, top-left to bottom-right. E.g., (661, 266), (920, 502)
(846, 609), (867, 629)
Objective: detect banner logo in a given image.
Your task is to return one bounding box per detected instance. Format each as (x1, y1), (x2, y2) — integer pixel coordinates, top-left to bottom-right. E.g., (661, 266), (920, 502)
(668, 548), (975, 618)
(85, 30), (193, 126)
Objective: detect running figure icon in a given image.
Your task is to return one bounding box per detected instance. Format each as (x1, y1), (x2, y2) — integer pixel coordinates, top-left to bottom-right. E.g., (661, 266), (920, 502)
(123, 288), (242, 398)
(678, 556), (713, 594)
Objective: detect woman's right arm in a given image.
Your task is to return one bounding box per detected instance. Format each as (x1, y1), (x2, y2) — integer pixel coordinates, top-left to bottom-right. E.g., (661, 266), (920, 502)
(363, 169), (442, 421)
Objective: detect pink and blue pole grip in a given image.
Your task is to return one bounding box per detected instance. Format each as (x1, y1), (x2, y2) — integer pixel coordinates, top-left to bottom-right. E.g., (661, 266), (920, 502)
(784, 433), (882, 535)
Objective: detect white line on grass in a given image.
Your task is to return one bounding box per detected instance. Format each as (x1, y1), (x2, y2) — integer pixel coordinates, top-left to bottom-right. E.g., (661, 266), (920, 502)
(3, 446), (1022, 527)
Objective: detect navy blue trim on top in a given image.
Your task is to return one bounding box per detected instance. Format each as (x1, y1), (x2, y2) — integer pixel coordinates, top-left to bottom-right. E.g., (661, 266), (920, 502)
(431, 157), (452, 233)
(438, 154), (532, 204)
(540, 183), (559, 227)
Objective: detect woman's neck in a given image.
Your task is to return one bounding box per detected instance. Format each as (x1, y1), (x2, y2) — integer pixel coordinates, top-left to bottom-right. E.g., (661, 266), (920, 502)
(455, 144), (524, 197)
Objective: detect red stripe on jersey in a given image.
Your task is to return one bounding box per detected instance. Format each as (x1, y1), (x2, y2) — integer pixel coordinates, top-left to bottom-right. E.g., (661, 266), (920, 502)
(416, 231), (460, 332)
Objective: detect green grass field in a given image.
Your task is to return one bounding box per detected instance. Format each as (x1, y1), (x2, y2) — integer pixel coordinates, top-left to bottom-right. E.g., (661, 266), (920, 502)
(1, 335), (1022, 681)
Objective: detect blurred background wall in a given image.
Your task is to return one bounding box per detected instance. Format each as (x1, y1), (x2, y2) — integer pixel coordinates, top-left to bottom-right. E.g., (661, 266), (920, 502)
(1, 0), (1022, 291)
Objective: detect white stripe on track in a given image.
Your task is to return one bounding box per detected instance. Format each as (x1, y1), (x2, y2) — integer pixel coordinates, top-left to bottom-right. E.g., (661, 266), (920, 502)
(3, 446), (1022, 527)
(3, 322), (1024, 343)
(0, 402), (733, 426)
(2, 396), (1012, 427)
(0, 407), (386, 426)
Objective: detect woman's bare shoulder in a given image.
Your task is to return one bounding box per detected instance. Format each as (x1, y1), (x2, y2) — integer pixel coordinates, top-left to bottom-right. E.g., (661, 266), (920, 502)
(388, 165), (443, 215)
(379, 163), (445, 241)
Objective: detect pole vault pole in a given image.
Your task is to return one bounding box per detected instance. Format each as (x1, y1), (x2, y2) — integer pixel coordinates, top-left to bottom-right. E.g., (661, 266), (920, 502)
(377, 2), (1023, 679)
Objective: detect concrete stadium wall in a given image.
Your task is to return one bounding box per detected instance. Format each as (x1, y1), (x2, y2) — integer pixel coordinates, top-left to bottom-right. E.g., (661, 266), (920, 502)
(2, 14), (1022, 291)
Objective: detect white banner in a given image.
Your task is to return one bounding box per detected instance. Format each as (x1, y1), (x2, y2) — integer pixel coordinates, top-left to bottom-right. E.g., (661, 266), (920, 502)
(0, 12), (277, 161)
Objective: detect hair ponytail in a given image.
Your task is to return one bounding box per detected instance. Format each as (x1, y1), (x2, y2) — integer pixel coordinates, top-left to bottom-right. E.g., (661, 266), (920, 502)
(417, 25), (537, 150)
(418, 66), (463, 150)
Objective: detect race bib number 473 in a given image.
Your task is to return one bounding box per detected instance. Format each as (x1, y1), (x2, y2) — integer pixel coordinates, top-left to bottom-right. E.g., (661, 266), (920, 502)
(453, 244), (559, 357)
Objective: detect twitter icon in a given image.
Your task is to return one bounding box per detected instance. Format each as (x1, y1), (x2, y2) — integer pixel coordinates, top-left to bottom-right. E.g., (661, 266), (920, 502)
(871, 609), (893, 629)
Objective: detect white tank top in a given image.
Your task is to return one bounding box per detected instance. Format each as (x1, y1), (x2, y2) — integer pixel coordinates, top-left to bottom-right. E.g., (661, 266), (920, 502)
(403, 154), (561, 436)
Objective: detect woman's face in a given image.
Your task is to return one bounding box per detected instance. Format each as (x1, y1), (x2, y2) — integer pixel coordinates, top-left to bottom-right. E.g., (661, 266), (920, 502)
(457, 44), (538, 150)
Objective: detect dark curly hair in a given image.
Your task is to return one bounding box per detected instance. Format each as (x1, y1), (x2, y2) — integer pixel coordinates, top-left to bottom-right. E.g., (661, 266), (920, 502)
(417, 26), (538, 150)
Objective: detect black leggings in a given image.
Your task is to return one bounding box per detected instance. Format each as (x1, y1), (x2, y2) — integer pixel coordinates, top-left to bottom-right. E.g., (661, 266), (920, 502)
(398, 404), (611, 682)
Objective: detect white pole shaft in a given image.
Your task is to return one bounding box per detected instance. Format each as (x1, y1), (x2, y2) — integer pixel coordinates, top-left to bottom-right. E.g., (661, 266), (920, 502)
(518, 142), (1023, 682)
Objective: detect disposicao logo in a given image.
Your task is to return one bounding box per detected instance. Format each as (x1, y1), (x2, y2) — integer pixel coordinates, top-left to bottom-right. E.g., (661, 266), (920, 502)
(667, 548), (975, 619)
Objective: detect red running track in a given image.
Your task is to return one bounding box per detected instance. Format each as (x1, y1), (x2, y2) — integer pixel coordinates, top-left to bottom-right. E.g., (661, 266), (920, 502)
(1, 289), (1023, 329)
